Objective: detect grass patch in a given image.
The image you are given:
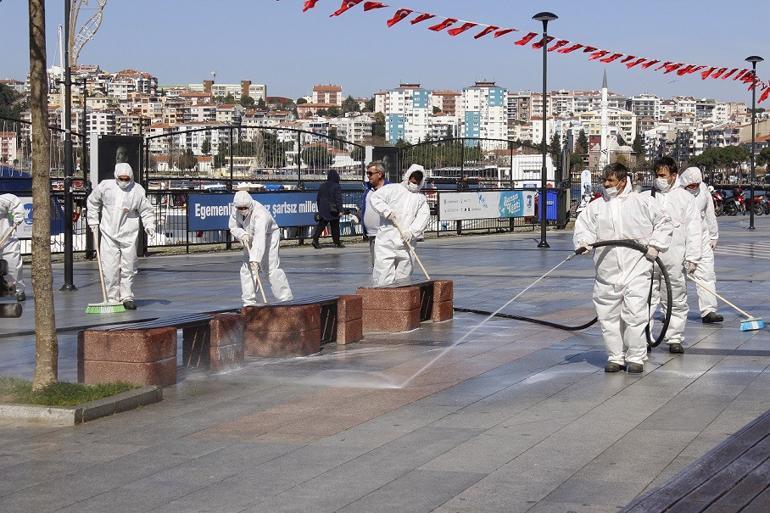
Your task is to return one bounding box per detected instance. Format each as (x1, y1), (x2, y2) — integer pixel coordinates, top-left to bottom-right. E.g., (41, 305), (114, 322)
(0, 377), (138, 407)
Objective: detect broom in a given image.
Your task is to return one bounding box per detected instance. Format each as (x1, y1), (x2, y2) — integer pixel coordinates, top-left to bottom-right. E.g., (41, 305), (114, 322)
(85, 229), (126, 314)
(0, 223), (19, 247)
(688, 274), (764, 331)
(244, 240), (268, 304)
(391, 218), (431, 280)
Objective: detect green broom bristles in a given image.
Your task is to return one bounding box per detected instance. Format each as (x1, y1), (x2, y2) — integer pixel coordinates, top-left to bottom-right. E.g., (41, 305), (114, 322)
(85, 301), (126, 314)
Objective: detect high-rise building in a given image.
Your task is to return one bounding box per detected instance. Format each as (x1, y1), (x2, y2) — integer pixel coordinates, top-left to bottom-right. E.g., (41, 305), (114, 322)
(385, 83), (431, 144)
(461, 81), (507, 143)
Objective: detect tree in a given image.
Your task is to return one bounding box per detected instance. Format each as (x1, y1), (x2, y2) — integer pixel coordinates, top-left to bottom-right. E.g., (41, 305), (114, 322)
(632, 133), (645, 157)
(29, 0), (58, 390)
(257, 98), (266, 109)
(363, 97), (375, 112)
(757, 147), (770, 167)
(0, 83), (22, 119)
(351, 146), (365, 162)
(240, 95), (255, 107)
(576, 129), (588, 155)
(201, 137), (211, 155)
(301, 146), (334, 168)
(373, 112), (386, 138)
(616, 133), (626, 147)
(177, 148), (197, 171)
(341, 95), (360, 113)
(326, 106), (341, 118)
(223, 93), (236, 104)
(548, 132), (562, 164)
(296, 97), (308, 105)
(432, 106), (442, 115)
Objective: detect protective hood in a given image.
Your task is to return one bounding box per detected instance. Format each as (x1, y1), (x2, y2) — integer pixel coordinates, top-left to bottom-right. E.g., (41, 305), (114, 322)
(233, 190), (253, 219)
(402, 164), (426, 192)
(679, 167), (703, 187)
(327, 170), (340, 183)
(114, 163), (134, 189)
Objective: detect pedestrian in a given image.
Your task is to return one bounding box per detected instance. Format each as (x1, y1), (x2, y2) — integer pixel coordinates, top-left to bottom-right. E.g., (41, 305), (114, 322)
(0, 193), (26, 301)
(368, 164), (431, 286)
(312, 170), (344, 249)
(643, 157), (702, 354)
(229, 190), (293, 306)
(360, 161), (389, 267)
(86, 163), (155, 310)
(679, 166), (723, 324)
(574, 162), (673, 373)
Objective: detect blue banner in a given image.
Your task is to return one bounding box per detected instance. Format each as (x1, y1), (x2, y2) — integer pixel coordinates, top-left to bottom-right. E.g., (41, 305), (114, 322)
(188, 192), (319, 230)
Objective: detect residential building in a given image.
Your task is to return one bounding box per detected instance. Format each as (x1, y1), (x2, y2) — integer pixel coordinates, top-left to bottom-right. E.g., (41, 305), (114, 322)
(626, 94), (661, 120)
(0, 132), (18, 164)
(312, 84), (343, 106)
(576, 107), (637, 144)
(461, 81), (507, 143)
(431, 90), (461, 116)
(385, 83), (431, 144)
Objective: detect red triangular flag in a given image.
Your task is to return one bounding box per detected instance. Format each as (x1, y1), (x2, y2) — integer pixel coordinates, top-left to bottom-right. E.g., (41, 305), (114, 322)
(428, 18), (457, 32)
(548, 40), (570, 52)
(663, 63), (683, 74)
(363, 1), (387, 11)
(447, 21), (477, 36)
(303, 0), (320, 12)
(558, 43), (583, 54)
(641, 59), (660, 69)
(386, 8), (412, 27)
(331, 0), (362, 17)
(600, 53), (624, 63)
(654, 61), (671, 71)
(676, 64), (695, 76)
(474, 25), (498, 39)
(711, 67), (728, 79)
(589, 50), (610, 61)
(734, 69), (749, 81)
(620, 55), (636, 64)
(582, 46), (597, 53)
(494, 28), (516, 38)
(514, 32), (538, 46)
(532, 36), (555, 49)
(700, 67), (716, 79)
(721, 68), (738, 80)
(411, 13), (435, 24)
(687, 65), (705, 75)
(758, 86), (770, 104)
(626, 57), (647, 68)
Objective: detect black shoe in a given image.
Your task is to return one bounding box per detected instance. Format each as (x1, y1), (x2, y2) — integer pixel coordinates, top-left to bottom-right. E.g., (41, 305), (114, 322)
(334, 243), (345, 248)
(123, 300), (137, 310)
(626, 362), (644, 374)
(312, 240), (321, 249)
(702, 312), (724, 323)
(16, 291), (25, 302)
(605, 362), (625, 373)
(668, 343), (684, 354)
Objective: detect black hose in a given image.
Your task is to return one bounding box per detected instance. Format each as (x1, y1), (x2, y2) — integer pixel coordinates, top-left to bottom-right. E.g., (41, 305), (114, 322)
(454, 239), (673, 348)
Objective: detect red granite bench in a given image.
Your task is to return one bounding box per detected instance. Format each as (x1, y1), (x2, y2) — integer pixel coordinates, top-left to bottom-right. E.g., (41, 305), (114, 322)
(356, 279), (453, 334)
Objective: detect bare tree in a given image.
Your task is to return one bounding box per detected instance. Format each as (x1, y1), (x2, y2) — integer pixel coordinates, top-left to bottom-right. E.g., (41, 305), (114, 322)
(29, 0), (58, 390)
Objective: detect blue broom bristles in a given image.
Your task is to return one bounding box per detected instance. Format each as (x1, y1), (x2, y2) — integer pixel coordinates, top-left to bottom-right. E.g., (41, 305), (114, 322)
(740, 318), (765, 332)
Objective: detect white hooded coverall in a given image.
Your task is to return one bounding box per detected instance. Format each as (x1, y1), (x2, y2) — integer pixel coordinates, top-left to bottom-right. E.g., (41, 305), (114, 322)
(228, 191), (293, 305)
(86, 164), (155, 302)
(574, 184), (673, 365)
(679, 167), (719, 316)
(643, 180), (702, 345)
(368, 165), (431, 286)
(0, 194), (26, 294)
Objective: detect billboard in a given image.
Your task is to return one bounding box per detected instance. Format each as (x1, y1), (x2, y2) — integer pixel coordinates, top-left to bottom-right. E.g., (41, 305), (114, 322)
(93, 135), (142, 185)
(188, 192), (320, 230)
(438, 190), (536, 221)
(12, 196), (65, 239)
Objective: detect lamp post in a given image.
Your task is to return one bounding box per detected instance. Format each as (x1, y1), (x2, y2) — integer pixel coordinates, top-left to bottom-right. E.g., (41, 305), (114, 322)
(533, 11), (557, 248)
(746, 55), (763, 230)
(61, 0), (77, 290)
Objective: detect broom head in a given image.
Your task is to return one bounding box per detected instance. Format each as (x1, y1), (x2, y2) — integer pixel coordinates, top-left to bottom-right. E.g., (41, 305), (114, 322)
(740, 318), (765, 332)
(86, 301), (126, 314)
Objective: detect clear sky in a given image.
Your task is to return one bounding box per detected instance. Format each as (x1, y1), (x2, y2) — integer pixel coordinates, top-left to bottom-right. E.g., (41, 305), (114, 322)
(3, 0), (769, 102)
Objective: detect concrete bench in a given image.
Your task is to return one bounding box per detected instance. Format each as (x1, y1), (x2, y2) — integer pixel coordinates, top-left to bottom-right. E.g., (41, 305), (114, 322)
(356, 280), (453, 334)
(78, 310), (243, 386)
(241, 294), (363, 357)
(623, 408), (770, 512)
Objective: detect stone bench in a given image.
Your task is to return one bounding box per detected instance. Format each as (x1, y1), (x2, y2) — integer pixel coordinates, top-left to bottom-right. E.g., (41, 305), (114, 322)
(78, 311), (243, 386)
(241, 294), (363, 357)
(356, 280), (453, 334)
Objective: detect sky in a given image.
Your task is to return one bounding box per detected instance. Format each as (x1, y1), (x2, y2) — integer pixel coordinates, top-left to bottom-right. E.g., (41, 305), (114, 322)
(3, 0), (770, 103)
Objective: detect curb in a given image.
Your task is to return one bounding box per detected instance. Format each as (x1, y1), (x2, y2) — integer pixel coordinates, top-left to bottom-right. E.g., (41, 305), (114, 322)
(0, 385), (162, 426)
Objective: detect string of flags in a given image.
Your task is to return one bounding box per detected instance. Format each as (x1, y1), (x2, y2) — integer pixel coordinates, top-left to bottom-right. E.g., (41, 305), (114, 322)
(301, 0), (770, 103)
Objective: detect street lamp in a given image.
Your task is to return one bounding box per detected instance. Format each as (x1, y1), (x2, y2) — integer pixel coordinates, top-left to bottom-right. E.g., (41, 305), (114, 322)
(746, 55), (763, 230)
(533, 11), (557, 248)
(61, 0), (77, 290)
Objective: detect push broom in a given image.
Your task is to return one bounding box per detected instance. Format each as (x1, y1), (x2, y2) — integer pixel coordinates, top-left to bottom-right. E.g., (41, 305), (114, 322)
(688, 274), (764, 331)
(245, 240), (268, 304)
(85, 230), (126, 314)
(392, 218), (431, 280)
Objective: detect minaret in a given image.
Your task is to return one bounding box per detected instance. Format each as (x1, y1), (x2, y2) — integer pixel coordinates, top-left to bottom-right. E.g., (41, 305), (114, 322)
(599, 70), (609, 169)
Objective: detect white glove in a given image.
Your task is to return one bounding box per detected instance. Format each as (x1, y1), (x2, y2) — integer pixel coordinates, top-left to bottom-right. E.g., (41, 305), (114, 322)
(250, 261), (261, 273)
(89, 223), (99, 231)
(13, 212), (24, 225)
(386, 211), (397, 222)
(685, 261), (697, 274)
(645, 246), (659, 262)
(145, 227), (156, 238)
(576, 241), (592, 255)
(401, 230), (413, 244)
(241, 235), (252, 248)
(709, 240), (717, 250)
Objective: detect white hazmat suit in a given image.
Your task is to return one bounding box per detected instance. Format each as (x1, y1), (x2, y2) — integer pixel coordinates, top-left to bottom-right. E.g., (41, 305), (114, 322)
(574, 183), (673, 366)
(368, 165), (431, 286)
(0, 194), (26, 298)
(679, 167), (720, 318)
(228, 191), (293, 305)
(642, 179), (702, 346)
(86, 163), (155, 304)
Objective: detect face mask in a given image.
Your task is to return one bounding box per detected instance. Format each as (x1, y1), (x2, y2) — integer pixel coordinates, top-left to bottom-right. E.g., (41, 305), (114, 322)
(604, 186), (619, 199)
(655, 177), (672, 192)
(406, 182), (420, 193)
(117, 178), (131, 190)
(687, 187), (701, 197)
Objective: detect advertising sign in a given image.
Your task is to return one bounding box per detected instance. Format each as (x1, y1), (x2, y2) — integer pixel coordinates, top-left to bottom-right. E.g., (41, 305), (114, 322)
(12, 196), (65, 239)
(438, 190), (536, 221)
(188, 192), (319, 230)
(94, 135), (142, 185)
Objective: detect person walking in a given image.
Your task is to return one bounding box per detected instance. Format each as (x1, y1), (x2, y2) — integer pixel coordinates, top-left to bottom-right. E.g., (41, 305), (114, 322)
(0, 193), (26, 301)
(312, 170), (344, 249)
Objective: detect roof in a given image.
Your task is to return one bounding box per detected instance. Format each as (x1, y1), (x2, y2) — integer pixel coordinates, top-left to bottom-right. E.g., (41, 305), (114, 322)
(313, 84), (342, 92)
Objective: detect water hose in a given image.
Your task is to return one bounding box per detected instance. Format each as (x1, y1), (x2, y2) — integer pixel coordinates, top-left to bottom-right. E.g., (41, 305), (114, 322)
(454, 239), (673, 348)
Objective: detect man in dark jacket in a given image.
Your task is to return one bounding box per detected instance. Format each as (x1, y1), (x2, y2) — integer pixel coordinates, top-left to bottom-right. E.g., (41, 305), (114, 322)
(312, 170), (344, 248)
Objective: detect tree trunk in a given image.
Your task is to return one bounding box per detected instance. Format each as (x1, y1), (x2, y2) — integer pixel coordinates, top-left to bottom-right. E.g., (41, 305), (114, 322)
(29, 0), (58, 390)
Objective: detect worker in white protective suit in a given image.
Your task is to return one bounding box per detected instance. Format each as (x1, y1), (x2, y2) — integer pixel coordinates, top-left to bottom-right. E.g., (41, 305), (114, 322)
(0, 194), (26, 301)
(86, 163), (155, 310)
(679, 166), (723, 324)
(574, 162), (673, 373)
(368, 164), (431, 286)
(643, 157), (702, 354)
(228, 190), (293, 306)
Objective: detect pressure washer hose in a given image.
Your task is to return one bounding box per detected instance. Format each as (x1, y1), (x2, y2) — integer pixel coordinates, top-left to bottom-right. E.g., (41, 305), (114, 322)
(454, 239), (673, 349)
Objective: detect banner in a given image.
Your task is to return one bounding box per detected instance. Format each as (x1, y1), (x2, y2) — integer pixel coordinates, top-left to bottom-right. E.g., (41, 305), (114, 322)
(12, 196), (65, 239)
(439, 190), (536, 221)
(188, 192), (319, 230)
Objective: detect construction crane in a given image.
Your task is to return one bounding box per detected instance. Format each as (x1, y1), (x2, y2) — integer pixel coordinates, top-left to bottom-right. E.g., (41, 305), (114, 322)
(69, 0), (108, 65)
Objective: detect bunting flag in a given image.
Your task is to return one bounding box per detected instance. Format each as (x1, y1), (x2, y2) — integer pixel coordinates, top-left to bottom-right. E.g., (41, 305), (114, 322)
(300, 1), (770, 101)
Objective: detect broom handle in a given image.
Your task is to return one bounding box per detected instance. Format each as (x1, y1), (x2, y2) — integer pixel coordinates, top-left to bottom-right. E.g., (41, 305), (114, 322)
(688, 274), (753, 319)
(92, 229), (109, 303)
(392, 218), (431, 280)
(244, 239), (268, 304)
(0, 223), (18, 248)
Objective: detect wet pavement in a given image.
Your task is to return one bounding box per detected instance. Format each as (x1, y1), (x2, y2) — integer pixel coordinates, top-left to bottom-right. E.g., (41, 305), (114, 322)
(1, 215), (769, 512)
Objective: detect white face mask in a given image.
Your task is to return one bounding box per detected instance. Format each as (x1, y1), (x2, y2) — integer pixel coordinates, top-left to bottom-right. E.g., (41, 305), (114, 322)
(655, 177), (672, 192)
(687, 186), (701, 197)
(116, 178), (131, 190)
(604, 186), (619, 199)
(406, 182), (420, 193)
